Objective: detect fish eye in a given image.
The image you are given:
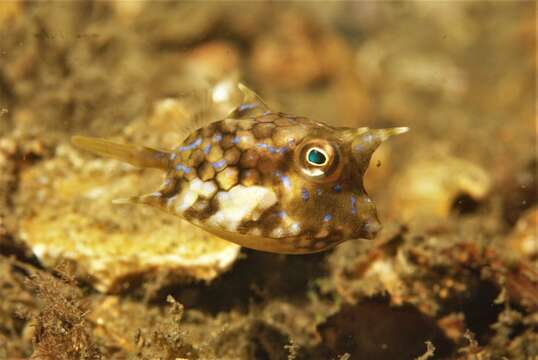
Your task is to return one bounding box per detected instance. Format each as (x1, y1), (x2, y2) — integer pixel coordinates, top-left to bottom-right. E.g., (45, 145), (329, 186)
(294, 139), (342, 182)
(306, 147), (328, 166)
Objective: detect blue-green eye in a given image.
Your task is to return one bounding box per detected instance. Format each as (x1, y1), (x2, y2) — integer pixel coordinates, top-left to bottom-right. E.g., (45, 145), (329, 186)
(306, 148), (328, 166)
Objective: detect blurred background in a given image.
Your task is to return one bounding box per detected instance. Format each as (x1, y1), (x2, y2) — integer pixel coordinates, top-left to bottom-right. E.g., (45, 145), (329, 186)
(0, 2), (536, 359)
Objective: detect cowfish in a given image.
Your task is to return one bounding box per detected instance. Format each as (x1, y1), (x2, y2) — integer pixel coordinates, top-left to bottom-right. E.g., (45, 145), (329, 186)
(72, 84), (408, 254)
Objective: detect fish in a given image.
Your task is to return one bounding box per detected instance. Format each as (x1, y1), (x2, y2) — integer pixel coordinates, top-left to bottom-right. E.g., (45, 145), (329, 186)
(72, 84), (408, 254)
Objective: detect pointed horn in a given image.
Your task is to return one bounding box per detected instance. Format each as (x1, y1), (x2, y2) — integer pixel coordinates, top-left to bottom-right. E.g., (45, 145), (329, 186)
(351, 127), (409, 172)
(352, 127), (409, 151)
(369, 127), (410, 142)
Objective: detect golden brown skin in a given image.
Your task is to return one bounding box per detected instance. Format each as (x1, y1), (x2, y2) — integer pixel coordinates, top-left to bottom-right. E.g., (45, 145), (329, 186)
(72, 84), (408, 254)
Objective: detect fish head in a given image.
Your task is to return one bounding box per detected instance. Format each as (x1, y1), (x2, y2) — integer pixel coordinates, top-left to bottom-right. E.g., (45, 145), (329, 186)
(257, 122), (402, 251)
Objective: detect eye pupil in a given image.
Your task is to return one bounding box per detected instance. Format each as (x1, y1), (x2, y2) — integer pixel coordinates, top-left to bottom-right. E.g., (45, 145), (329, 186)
(307, 149), (327, 165)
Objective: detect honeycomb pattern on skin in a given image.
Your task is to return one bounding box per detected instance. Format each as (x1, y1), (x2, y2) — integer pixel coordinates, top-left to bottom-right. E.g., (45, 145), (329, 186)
(72, 85), (408, 254)
(141, 111), (380, 254)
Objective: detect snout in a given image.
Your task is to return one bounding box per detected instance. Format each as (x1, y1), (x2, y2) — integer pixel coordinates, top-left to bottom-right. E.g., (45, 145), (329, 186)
(362, 217), (381, 239)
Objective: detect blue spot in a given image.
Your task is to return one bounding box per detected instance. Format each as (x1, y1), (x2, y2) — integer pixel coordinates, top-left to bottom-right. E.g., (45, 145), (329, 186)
(178, 137), (202, 152)
(354, 144), (364, 152)
(276, 171), (291, 189)
(256, 143), (290, 154)
(203, 144), (212, 154)
(238, 103), (256, 112)
(333, 184), (342, 193)
(316, 188), (323, 196)
(232, 136), (241, 145)
(323, 213), (332, 222)
(175, 164), (192, 174)
(212, 159), (227, 169)
(213, 133), (222, 142)
(275, 210), (287, 219)
(256, 143), (288, 154)
(281, 176), (291, 189)
(301, 188), (310, 202)
(351, 195), (357, 215)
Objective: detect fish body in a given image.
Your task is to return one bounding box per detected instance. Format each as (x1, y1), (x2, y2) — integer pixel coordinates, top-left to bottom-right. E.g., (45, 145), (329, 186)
(73, 84), (408, 254)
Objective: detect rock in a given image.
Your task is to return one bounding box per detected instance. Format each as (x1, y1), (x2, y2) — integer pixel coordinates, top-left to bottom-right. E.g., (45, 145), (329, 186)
(183, 41), (240, 84)
(16, 101), (241, 293)
(388, 153), (492, 222)
(249, 13), (354, 90)
(505, 207), (538, 261)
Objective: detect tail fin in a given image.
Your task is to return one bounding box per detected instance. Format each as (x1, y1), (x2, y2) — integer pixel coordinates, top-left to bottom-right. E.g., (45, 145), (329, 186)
(71, 136), (170, 170)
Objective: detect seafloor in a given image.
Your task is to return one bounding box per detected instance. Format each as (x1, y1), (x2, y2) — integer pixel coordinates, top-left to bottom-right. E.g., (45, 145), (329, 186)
(0, 2), (536, 359)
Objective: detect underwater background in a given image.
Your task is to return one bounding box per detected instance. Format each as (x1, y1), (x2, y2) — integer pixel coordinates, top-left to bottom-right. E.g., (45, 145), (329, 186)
(0, 2), (536, 359)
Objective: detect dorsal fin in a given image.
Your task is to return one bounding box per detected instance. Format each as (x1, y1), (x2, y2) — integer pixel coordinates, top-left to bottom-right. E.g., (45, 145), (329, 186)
(227, 83), (271, 119)
(173, 87), (218, 143)
(172, 81), (269, 142)
(157, 82), (272, 145)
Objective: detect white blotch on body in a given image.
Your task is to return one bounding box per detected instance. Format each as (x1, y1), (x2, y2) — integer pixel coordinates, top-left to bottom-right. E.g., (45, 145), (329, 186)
(289, 223), (301, 236)
(207, 185), (277, 232)
(175, 191), (197, 213)
(270, 227), (285, 238)
(173, 179), (217, 214)
(270, 220), (302, 238)
(202, 182), (217, 198)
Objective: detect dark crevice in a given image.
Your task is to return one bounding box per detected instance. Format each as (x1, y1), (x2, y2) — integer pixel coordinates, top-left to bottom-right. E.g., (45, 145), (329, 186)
(316, 298), (454, 360)
(0, 242), (43, 270)
(451, 193), (481, 215)
(459, 281), (503, 343)
(145, 249), (328, 315)
(439, 279), (504, 345)
(250, 322), (289, 360)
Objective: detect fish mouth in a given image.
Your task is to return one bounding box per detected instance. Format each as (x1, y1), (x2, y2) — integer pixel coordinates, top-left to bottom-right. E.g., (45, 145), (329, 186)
(362, 217), (382, 239)
(349, 214), (382, 240)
